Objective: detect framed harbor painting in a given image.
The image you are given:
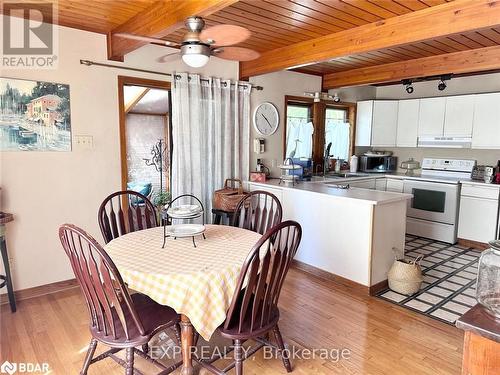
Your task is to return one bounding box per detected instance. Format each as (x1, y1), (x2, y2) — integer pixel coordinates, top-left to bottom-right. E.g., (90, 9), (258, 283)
(0, 77), (71, 151)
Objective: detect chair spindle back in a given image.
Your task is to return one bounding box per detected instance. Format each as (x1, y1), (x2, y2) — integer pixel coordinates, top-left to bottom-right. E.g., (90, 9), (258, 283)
(224, 221), (302, 334)
(98, 190), (157, 244)
(59, 224), (145, 341)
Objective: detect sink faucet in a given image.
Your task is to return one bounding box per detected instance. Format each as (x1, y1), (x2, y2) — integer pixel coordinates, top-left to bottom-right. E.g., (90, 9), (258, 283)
(323, 142), (332, 176)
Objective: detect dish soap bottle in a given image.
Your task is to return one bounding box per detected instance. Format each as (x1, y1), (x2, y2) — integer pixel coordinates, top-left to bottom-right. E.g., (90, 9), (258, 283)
(350, 155), (358, 173)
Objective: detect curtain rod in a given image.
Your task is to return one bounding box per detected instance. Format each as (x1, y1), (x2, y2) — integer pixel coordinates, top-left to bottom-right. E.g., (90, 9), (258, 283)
(80, 59), (263, 91)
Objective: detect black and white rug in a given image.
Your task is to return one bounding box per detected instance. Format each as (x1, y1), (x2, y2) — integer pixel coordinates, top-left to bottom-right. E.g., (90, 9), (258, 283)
(376, 235), (480, 325)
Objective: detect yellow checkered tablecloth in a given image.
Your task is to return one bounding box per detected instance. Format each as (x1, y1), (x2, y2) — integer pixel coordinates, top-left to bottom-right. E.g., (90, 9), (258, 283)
(104, 224), (262, 340)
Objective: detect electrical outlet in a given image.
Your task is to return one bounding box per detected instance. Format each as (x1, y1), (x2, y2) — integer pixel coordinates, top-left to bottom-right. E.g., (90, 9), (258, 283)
(271, 159), (277, 168)
(74, 135), (94, 150)
(8, 257), (14, 271)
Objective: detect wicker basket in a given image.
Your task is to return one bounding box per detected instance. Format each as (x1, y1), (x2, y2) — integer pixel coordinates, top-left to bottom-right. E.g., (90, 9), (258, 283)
(212, 179), (248, 212)
(387, 254), (424, 295)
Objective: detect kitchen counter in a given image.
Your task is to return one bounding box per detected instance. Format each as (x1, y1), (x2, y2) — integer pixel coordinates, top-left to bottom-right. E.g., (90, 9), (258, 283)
(249, 178), (412, 205)
(247, 179), (409, 290)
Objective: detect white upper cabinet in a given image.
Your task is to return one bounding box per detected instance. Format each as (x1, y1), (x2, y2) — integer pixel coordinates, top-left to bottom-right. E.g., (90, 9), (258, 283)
(472, 93), (500, 149)
(418, 97), (446, 136)
(444, 95), (474, 137)
(396, 99), (420, 147)
(371, 101), (398, 147)
(355, 100), (373, 147)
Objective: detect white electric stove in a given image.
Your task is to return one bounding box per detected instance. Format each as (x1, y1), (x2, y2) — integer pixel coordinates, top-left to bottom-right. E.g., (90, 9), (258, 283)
(404, 158), (476, 244)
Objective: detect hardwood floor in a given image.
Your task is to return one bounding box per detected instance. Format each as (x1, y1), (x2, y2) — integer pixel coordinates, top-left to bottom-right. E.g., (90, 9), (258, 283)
(0, 268), (463, 374)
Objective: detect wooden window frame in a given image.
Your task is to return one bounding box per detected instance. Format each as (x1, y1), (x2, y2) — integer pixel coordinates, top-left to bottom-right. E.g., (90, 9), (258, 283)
(283, 95), (357, 167)
(117, 75), (171, 192)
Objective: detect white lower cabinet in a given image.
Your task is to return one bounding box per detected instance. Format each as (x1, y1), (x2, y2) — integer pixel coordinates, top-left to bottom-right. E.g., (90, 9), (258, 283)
(375, 178), (387, 191)
(386, 178), (404, 193)
(350, 179), (376, 190)
(458, 184), (500, 243)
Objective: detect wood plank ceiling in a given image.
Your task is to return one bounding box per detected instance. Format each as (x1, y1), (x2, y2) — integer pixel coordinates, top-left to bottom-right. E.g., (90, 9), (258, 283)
(6, 0), (500, 88)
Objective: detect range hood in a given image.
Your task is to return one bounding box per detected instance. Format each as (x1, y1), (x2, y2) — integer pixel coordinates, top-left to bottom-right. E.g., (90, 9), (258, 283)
(417, 136), (472, 148)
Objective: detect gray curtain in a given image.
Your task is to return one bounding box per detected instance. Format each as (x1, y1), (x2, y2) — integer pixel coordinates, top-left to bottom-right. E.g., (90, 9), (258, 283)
(171, 73), (251, 222)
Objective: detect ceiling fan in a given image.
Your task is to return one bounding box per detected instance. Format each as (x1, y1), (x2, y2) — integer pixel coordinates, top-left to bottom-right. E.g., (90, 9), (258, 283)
(115, 16), (260, 68)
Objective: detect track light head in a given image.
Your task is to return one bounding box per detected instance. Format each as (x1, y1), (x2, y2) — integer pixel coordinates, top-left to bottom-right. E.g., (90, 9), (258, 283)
(332, 93), (340, 103)
(402, 79), (414, 94)
(437, 74), (451, 91)
(437, 80), (447, 91)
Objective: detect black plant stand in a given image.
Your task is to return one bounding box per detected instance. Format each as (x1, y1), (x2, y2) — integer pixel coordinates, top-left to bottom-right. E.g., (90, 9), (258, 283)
(0, 213), (16, 312)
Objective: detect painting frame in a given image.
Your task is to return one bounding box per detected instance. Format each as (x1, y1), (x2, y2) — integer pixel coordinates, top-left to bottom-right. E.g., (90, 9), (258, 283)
(0, 76), (72, 152)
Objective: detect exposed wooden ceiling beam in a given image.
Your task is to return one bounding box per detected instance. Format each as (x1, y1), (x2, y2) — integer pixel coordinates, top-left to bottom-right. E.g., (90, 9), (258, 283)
(108, 0), (238, 61)
(322, 45), (500, 89)
(240, 0), (500, 79)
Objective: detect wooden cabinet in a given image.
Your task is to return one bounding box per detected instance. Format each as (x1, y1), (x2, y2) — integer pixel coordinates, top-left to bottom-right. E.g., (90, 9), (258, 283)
(444, 95), (474, 137)
(386, 178), (404, 193)
(456, 305), (500, 375)
(418, 97), (446, 136)
(472, 93), (500, 149)
(355, 100), (373, 147)
(371, 101), (398, 147)
(396, 99), (420, 147)
(458, 183), (500, 244)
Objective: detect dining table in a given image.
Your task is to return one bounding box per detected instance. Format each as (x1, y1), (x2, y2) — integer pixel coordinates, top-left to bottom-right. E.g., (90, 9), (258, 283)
(104, 224), (262, 375)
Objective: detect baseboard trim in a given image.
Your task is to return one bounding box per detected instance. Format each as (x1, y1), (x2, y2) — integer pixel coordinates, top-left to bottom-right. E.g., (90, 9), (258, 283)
(0, 278), (78, 306)
(291, 260), (371, 294)
(458, 238), (489, 251)
(369, 279), (389, 295)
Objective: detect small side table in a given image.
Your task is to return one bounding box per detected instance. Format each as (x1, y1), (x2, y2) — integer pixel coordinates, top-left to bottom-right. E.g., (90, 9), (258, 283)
(456, 304), (500, 375)
(0, 213), (16, 312)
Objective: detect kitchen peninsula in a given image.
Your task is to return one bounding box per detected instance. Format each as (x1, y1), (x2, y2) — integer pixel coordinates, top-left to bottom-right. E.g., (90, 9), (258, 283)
(248, 178), (412, 292)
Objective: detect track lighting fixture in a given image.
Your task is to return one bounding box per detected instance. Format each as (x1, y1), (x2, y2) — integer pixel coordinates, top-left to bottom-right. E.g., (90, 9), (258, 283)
(402, 79), (414, 94)
(437, 74), (451, 91)
(332, 93), (340, 103)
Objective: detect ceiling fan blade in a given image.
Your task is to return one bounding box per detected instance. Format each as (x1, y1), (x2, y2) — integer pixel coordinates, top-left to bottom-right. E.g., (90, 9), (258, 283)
(200, 25), (251, 46)
(212, 47), (260, 61)
(156, 52), (180, 63)
(114, 33), (180, 47)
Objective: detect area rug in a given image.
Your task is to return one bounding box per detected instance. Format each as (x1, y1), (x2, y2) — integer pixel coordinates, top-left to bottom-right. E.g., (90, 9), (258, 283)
(376, 235), (480, 325)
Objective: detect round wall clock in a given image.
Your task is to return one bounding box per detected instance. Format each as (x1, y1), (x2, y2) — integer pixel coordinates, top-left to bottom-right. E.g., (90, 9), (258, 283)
(253, 102), (279, 136)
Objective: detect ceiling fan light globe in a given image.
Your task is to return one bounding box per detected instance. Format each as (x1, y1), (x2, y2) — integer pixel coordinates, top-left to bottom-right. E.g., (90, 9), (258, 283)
(181, 44), (210, 68)
(182, 53), (209, 68)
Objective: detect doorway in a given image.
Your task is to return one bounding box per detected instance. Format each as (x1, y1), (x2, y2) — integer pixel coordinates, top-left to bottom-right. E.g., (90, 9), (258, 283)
(118, 76), (171, 204)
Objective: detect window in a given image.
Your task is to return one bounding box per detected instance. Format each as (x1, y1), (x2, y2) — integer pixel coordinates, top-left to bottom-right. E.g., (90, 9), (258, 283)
(325, 107), (350, 161)
(284, 96), (355, 169)
(285, 103), (313, 159)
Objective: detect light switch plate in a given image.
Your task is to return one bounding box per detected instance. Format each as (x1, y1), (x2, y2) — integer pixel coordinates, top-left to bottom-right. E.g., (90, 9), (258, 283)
(74, 135), (94, 149)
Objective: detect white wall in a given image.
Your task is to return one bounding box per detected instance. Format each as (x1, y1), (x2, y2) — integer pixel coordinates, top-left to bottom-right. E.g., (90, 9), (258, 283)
(328, 85), (376, 103)
(0, 17), (238, 292)
(249, 71), (322, 177)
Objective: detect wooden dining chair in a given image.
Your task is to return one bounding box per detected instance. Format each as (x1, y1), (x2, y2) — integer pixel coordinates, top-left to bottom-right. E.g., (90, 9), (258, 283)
(196, 221), (302, 375)
(98, 190), (158, 244)
(232, 190), (282, 234)
(59, 224), (181, 375)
